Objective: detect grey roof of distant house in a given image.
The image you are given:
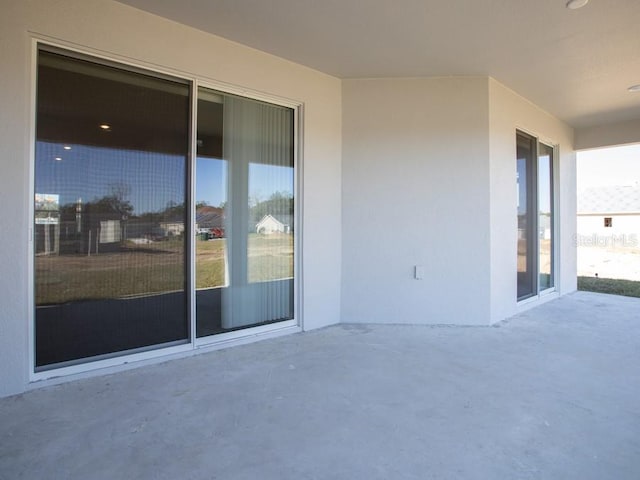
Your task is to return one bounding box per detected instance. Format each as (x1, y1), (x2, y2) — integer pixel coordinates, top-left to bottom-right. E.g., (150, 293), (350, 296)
(196, 211), (224, 227)
(577, 185), (640, 214)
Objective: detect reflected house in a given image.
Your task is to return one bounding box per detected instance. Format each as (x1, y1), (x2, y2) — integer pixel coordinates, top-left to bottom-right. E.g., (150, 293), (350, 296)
(38, 194), (188, 253)
(37, 196), (128, 255)
(256, 214), (291, 234)
(34, 193), (60, 255)
(159, 220), (185, 238)
(99, 219), (122, 243)
(75, 206), (123, 254)
(195, 205), (225, 237)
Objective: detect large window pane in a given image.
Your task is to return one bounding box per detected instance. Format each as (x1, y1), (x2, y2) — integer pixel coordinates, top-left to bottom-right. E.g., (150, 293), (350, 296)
(516, 132), (536, 300)
(195, 90), (228, 337)
(248, 153), (294, 283)
(196, 88), (294, 337)
(516, 131), (556, 301)
(35, 50), (190, 368)
(538, 143), (554, 290)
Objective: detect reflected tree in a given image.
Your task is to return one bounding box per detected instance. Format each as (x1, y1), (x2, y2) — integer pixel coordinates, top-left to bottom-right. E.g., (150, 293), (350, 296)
(250, 191), (293, 225)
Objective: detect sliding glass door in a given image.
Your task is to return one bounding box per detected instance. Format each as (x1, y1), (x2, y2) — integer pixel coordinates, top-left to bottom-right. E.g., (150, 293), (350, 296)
(35, 49), (190, 368)
(195, 88), (295, 337)
(516, 133), (536, 300)
(516, 130), (555, 301)
(34, 46), (297, 371)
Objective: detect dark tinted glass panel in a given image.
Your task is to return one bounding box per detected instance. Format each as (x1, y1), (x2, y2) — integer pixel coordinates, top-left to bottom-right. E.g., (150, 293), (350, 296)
(35, 50), (190, 368)
(195, 88), (294, 337)
(516, 132), (536, 300)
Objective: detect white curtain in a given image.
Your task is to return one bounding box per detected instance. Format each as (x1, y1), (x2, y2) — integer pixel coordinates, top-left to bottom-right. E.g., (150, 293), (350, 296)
(221, 95), (294, 328)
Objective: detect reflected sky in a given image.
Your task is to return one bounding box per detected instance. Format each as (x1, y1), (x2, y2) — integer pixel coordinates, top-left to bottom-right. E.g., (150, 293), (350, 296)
(196, 158), (226, 206)
(36, 141), (185, 215)
(36, 141), (295, 216)
(538, 154), (552, 214)
(196, 159), (294, 207)
(517, 158), (527, 215)
(249, 163), (294, 203)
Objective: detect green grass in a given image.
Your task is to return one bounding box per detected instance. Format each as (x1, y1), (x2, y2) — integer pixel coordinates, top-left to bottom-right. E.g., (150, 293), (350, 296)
(36, 261), (185, 305)
(195, 239), (227, 288)
(578, 276), (640, 298)
(37, 234), (294, 304)
(247, 234), (293, 283)
(248, 256), (293, 283)
(196, 234), (294, 286)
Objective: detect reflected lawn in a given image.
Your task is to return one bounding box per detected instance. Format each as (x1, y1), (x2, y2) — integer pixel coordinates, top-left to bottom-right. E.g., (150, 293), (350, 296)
(248, 233), (294, 283)
(37, 234), (294, 304)
(35, 240), (185, 305)
(196, 233), (294, 287)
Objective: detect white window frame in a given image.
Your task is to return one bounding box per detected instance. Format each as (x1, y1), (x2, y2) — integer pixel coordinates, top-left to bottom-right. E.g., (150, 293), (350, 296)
(515, 127), (560, 306)
(28, 37), (304, 384)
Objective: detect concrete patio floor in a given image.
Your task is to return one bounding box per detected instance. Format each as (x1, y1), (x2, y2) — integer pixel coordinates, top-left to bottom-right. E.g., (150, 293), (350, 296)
(1, 291), (639, 479)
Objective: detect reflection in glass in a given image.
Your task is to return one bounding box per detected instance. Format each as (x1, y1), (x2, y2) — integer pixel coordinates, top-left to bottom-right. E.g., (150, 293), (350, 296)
(516, 132), (536, 300)
(195, 88), (294, 337)
(195, 90), (228, 337)
(538, 144), (554, 290)
(195, 157), (228, 289)
(248, 161), (294, 283)
(34, 50), (189, 368)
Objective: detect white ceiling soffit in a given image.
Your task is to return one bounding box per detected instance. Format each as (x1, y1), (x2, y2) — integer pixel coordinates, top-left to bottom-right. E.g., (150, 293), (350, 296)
(116, 0), (640, 129)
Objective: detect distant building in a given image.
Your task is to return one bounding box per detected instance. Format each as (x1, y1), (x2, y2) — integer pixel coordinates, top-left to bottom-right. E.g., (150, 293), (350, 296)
(256, 214), (291, 234)
(195, 205), (225, 238)
(577, 185), (640, 246)
(159, 221), (185, 237)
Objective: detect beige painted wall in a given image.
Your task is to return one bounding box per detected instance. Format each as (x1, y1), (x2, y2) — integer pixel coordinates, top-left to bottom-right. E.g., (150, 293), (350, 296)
(341, 77), (492, 325)
(0, 0), (342, 397)
(489, 79), (577, 323)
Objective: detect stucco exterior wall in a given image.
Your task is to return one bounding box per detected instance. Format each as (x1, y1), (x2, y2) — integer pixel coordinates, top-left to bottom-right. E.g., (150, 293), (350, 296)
(488, 79), (576, 323)
(341, 77), (577, 327)
(341, 77), (492, 325)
